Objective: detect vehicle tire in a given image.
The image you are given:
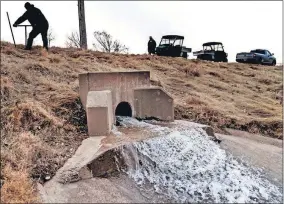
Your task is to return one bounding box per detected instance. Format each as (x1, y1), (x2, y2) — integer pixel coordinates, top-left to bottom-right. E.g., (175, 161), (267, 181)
(258, 57), (264, 65)
(271, 60), (276, 66)
(204, 54), (212, 61)
(198, 55), (205, 60)
(182, 52), (188, 59)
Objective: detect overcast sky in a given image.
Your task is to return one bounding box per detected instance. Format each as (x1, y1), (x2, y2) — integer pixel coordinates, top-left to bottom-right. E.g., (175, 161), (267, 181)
(1, 1), (282, 63)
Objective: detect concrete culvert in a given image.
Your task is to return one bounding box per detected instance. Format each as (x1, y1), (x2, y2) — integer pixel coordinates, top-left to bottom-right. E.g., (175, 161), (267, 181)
(115, 102), (132, 126)
(115, 102), (132, 117)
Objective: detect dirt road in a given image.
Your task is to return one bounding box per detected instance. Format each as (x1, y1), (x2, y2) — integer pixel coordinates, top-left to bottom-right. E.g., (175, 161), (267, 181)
(217, 130), (283, 189)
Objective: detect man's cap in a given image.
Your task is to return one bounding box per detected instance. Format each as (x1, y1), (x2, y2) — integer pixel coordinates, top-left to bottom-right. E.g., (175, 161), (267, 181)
(24, 2), (34, 9)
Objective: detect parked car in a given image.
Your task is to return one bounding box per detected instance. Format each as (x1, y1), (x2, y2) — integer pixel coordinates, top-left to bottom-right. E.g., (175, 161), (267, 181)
(236, 49), (276, 66)
(155, 35), (192, 59)
(193, 42), (228, 62)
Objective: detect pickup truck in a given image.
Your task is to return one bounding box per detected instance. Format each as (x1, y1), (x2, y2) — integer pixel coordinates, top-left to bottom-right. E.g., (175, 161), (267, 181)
(236, 49), (276, 66)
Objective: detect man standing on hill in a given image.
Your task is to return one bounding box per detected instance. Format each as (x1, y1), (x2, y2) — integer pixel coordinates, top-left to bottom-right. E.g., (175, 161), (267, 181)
(148, 36), (156, 55)
(13, 2), (49, 51)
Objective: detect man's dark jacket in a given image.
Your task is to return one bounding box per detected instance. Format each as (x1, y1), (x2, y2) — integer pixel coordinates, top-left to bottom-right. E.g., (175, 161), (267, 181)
(148, 39), (156, 53)
(14, 5), (48, 27)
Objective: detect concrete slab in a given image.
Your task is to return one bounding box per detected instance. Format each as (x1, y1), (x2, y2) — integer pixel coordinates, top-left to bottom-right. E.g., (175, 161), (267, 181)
(86, 91), (113, 136)
(40, 175), (151, 203)
(134, 87), (174, 121)
(54, 136), (105, 184)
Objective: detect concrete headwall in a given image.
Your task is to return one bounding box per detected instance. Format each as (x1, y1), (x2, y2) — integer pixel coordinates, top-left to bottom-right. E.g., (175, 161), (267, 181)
(134, 87), (174, 121)
(79, 71), (175, 136)
(86, 91), (113, 136)
(79, 71), (150, 118)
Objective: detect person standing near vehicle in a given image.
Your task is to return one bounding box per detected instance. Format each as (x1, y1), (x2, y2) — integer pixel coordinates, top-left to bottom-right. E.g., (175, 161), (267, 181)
(148, 36), (156, 55)
(13, 2), (49, 51)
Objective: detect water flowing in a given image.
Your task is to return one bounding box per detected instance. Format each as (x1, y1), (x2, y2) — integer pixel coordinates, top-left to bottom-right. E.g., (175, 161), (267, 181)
(115, 117), (282, 203)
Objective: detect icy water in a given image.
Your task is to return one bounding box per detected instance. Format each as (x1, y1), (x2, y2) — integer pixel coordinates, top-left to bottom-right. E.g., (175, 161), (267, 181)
(115, 117), (283, 203)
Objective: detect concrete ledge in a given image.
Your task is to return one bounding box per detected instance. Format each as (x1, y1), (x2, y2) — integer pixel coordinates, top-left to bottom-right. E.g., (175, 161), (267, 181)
(79, 73), (89, 110)
(53, 137), (105, 184)
(86, 91), (113, 136)
(134, 87), (174, 121)
(173, 120), (215, 137)
(79, 71), (151, 111)
(47, 119), (216, 185)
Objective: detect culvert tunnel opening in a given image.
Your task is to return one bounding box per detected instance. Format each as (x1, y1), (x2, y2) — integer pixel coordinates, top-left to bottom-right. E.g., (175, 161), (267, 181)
(115, 102), (132, 126)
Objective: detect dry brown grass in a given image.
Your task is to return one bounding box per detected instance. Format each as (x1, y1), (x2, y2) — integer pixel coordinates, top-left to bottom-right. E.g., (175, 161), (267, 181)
(0, 41), (282, 202)
(1, 165), (38, 203)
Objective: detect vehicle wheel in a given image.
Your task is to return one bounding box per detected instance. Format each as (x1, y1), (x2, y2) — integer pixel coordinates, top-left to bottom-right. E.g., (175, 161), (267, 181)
(182, 52), (188, 59)
(198, 55), (204, 60)
(271, 60), (276, 66)
(258, 57), (264, 65)
(204, 55), (212, 61)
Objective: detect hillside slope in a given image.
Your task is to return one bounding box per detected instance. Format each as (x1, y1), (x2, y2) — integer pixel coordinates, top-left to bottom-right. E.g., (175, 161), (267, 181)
(0, 41), (282, 202)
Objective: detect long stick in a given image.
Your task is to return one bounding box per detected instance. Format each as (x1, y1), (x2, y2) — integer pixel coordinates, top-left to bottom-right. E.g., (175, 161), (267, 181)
(25, 26), (27, 46)
(6, 12), (16, 47)
(14, 25), (31, 27)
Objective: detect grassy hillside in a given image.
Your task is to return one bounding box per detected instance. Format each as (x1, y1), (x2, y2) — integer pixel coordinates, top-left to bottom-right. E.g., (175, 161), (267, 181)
(0, 41), (282, 202)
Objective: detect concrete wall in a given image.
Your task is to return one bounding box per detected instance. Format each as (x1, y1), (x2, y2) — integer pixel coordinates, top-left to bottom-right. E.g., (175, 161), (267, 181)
(79, 71), (175, 137)
(134, 87), (174, 121)
(86, 91), (113, 136)
(79, 71), (150, 119)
